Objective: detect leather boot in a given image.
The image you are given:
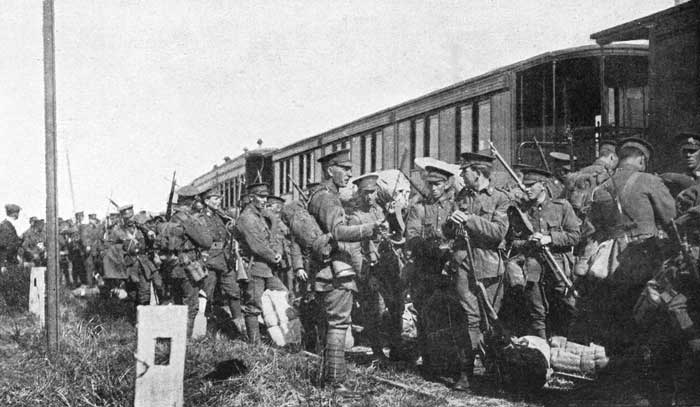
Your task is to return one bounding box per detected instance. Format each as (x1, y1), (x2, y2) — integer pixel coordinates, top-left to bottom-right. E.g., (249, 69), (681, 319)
(453, 352), (474, 392)
(245, 315), (260, 344)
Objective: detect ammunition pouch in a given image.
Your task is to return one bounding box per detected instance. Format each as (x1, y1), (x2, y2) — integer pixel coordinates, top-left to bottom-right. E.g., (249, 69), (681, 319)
(185, 259), (208, 283)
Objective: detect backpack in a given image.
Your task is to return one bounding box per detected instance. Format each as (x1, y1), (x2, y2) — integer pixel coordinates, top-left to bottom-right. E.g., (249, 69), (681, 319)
(280, 196), (332, 262)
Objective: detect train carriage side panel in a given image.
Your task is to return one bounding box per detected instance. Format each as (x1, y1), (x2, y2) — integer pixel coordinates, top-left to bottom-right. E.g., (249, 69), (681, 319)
(397, 120), (412, 174)
(491, 90), (513, 166)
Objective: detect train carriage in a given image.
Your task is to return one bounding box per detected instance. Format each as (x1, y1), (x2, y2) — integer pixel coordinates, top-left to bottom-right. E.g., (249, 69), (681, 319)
(273, 43), (650, 201)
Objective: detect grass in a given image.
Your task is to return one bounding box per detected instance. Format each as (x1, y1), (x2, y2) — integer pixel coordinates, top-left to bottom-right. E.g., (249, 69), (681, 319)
(2, 265), (669, 406)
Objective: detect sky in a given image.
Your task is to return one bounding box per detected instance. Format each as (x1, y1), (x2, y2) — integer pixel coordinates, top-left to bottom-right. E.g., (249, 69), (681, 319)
(0, 0), (673, 223)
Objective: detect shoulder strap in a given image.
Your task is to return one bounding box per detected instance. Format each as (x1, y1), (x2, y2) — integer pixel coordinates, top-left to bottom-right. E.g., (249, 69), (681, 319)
(607, 171), (641, 221)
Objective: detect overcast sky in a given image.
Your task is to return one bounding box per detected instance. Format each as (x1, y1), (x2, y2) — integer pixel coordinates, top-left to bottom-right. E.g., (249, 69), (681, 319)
(0, 0), (672, 222)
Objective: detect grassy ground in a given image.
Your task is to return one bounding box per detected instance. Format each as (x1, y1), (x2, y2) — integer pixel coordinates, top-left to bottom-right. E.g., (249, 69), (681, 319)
(1, 266), (676, 407)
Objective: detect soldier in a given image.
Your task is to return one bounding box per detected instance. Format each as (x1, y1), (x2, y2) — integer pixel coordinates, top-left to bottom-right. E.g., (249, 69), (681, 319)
(0, 204), (22, 272)
(509, 165), (581, 340)
(447, 152), (510, 391)
(235, 183), (288, 343)
(404, 165), (457, 363)
(199, 188), (244, 336)
(265, 194), (295, 290)
(347, 173), (395, 360)
(21, 218), (46, 267)
(68, 211), (89, 287)
(82, 214), (105, 285)
(568, 140), (618, 214)
(163, 185), (213, 337)
(549, 151), (577, 199)
(307, 150), (383, 394)
(590, 137), (676, 351)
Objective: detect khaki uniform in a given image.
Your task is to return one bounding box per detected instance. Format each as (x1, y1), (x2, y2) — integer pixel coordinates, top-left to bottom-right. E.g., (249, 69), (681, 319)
(511, 197), (580, 338)
(447, 185), (509, 348)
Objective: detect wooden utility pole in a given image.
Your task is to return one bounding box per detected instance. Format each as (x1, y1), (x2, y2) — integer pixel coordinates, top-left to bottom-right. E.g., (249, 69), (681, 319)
(43, 0), (59, 355)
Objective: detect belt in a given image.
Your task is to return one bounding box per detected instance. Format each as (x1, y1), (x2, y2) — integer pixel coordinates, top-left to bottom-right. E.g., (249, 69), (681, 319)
(211, 241), (224, 250)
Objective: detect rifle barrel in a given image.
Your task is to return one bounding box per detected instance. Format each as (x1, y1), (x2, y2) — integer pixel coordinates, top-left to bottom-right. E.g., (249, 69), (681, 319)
(489, 141), (527, 192)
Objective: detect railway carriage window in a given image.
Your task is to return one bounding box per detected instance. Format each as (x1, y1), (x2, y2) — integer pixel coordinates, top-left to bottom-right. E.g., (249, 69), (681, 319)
(457, 104), (474, 157)
(342, 141), (349, 150)
(427, 114), (439, 158)
(415, 118), (425, 159)
(477, 100), (491, 151)
(374, 130), (382, 171)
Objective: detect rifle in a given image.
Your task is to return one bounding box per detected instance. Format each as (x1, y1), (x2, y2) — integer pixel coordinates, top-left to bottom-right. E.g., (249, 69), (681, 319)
(166, 171), (177, 220)
(492, 143), (578, 297)
(489, 141), (527, 193)
(532, 136), (551, 173)
(288, 175), (309, 205)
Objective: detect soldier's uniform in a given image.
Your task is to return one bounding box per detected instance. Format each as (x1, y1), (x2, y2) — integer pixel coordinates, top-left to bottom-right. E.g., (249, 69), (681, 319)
(108, 205), (158, 306)
(446, 152), (510, 389)
(307, 150), (379, 391)
(590, 137), (676, 351)
(235, 183), (287, 343)
(162, 186), (213, 337)
(568, 140), (617, 215)
(347, 174), (401, 359)
(404, 166), (457, 360)
(549, 151), (577, 200)
(509, 166), (581, 339)
(82, 214), (104, 285)
(199, 188), (243, 335)
(0, 204), (22, 270)
(21, 219), (46, 267)
(265, 195), (295, 291)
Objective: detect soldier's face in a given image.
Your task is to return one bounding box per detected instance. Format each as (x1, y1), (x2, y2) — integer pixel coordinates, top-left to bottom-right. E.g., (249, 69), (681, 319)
(252, 194), (267, 209)
(360, 190), (377, 206)
(329, 165), (352, 188)
(428, 180), (447, 200)
(205, 196), (222, 210)
(683, 148), (700, 171)
(461, 166), (479, 189)
(526, 182), (546, 202)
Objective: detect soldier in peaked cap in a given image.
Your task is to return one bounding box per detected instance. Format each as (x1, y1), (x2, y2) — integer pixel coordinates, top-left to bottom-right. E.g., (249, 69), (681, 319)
(506, 165), (580, 341)
(82, 211), (105, 284)
(306, 150), (384, 394)
(588, 136), (676, 351)
(22, 218), (46, 267)
(198, 187), (244, 337)
(549, 151), (577, 199)
(234, 182), (287, 343)
(440, 152), (511, 390)
(677, 131), (700, 180)
(156, 184), (213, 336)
(404, 164), (458, 367)
(347, 173), (396, 359)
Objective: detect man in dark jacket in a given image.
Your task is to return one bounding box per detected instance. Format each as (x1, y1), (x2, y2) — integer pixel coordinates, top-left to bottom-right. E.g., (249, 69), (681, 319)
(235, 183), (287, 343)
(0, 204), (22, 271)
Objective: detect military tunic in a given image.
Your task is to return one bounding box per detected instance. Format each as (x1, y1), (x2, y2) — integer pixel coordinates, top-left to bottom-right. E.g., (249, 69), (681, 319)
(446, 184), (510, 349)
(200, 210), (240, 319)
(512, 197), (581, 338)
(21, 227), (46, 266)
(307, 180), (376, 331)
(0, 219), (21, 268)
(236, 204), (287, 318)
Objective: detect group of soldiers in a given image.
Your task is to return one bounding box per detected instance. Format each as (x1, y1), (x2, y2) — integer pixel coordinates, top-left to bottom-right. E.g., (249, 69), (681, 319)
(4, 131), (700, 398)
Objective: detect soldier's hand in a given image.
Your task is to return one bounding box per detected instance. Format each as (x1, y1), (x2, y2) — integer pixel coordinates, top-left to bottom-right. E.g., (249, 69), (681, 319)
(296, 268), (308, 281)
(450, 210), (470, 225)
(529, 232), (552, 246)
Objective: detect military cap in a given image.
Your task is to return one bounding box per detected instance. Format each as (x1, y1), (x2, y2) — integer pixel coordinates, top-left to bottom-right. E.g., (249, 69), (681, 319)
(352, 173), (379, 191)
(119, 204), (134, 218)
(88, 213), (97, 219)
(266, 195), (285, 204)
(246, 182), (270, 197)
(305, 182), (320, 191)
(4, 204), (20, 215)
(202, 187), (222, 199)
(598, 139), (617, 156)
(514, 165), (552, 185)
(424, 165), (452, 183)
(176, 184), (200, 204)
(459, 152), (495, 169)
(677, 131), (700, 152)
(619, 136), (653, 159)
(549, 151), (577, 163)
(317, 149), (352, 168)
